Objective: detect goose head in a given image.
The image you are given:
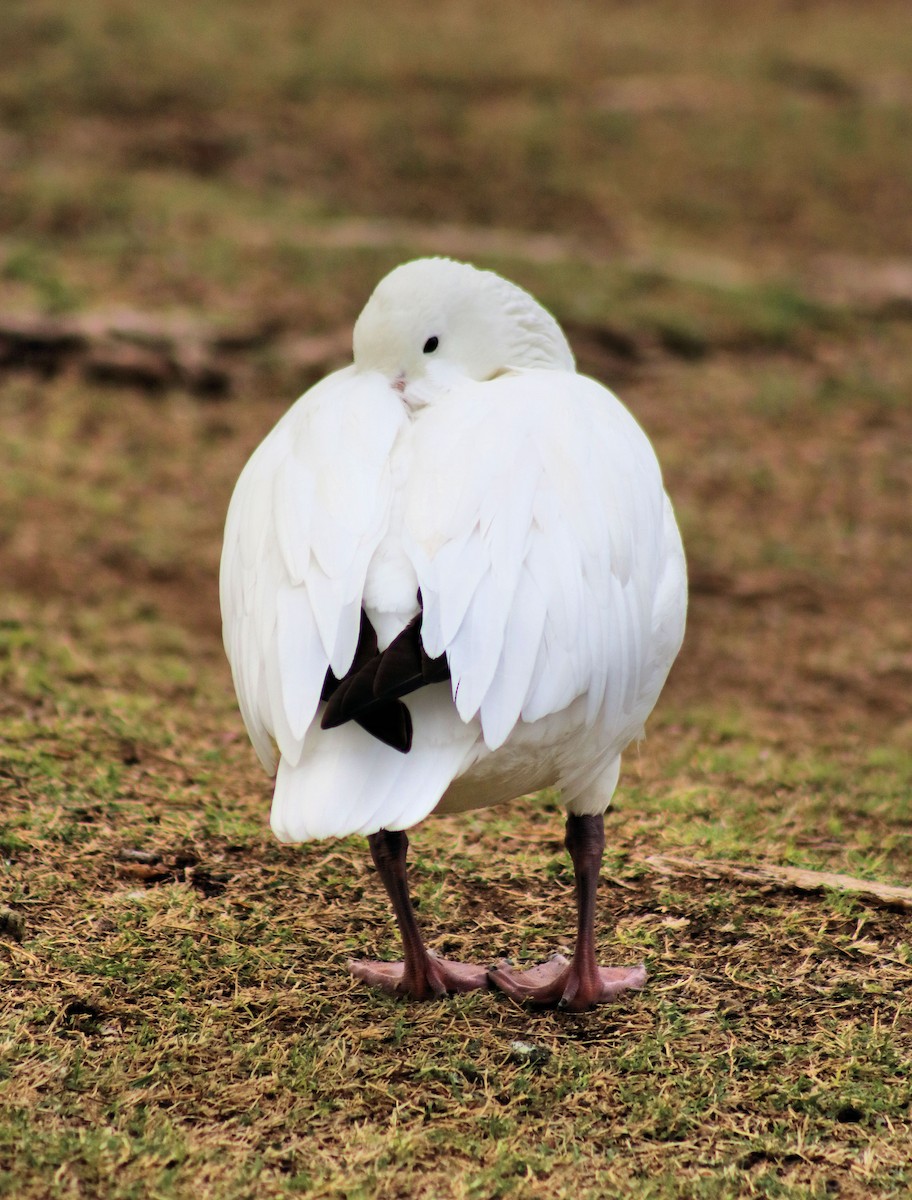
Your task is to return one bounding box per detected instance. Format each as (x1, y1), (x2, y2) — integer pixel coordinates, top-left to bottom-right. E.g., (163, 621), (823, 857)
(352, 257), (574, 406)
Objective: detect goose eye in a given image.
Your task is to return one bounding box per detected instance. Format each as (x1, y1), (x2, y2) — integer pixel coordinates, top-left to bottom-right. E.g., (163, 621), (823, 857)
(422, 336), (439, 354)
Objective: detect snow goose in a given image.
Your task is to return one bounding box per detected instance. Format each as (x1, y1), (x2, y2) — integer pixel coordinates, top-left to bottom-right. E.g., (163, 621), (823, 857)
(220, 257), (687, 1010)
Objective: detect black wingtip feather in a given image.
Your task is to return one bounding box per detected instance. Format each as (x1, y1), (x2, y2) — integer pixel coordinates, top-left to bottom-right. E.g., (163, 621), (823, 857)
(355, 701), (413, 753)
(318, 608), (448, 751)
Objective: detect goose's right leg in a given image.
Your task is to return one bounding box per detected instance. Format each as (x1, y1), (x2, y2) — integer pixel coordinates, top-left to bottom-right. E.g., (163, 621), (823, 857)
(349, 828), (489, 999)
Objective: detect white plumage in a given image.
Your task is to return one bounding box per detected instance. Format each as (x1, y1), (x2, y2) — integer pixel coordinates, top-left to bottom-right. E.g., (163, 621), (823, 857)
(220, 257), (687, 1008)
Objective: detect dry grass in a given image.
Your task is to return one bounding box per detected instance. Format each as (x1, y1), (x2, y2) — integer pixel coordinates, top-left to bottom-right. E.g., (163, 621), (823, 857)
(2, 2), (911, 1197)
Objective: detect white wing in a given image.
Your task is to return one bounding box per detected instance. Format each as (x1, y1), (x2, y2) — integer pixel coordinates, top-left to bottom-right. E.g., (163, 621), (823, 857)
(404, 369), (673, 752)
(219, 368), (407, 771)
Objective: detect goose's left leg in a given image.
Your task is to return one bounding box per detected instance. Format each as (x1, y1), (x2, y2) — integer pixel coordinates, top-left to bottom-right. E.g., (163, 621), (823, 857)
(349, 828), (489, 999)
(488, 813), (646, 1011)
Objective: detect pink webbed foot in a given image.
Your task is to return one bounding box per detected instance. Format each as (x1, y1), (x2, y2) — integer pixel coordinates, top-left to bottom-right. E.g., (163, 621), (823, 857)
(349, 951), (489, 1000)
(488, 953), (647, 1012)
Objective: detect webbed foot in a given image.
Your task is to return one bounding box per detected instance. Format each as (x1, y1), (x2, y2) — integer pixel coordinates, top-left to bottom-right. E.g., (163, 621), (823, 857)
(349, 951), (489, 999)
(488, 953), (646, 1011)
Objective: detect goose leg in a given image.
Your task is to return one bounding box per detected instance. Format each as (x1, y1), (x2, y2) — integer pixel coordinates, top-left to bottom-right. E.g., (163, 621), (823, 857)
(488, 813), (646, 1011)
(349, 828), (489, 999)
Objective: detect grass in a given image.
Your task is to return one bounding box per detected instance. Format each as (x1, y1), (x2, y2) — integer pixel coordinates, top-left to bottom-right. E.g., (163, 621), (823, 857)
(3, 703), (911, 1200)
(1, 350), (909, 1200)
(2, 1), (912, 1196)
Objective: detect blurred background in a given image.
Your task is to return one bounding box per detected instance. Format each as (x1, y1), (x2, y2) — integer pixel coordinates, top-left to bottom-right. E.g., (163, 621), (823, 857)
(3, 0), (909, 815)
(1, 2), (911, 1193)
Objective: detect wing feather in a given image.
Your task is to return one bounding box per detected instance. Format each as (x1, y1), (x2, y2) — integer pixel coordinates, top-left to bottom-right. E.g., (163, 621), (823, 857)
(276, 585), (329, 741)
(405, 370), (670, 751)
(478, 562), (548, 749)
(220, 368), (407, 772)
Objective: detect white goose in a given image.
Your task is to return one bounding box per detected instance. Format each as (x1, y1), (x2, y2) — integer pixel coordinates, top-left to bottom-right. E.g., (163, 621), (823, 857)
(220, 258), (687, 1010)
